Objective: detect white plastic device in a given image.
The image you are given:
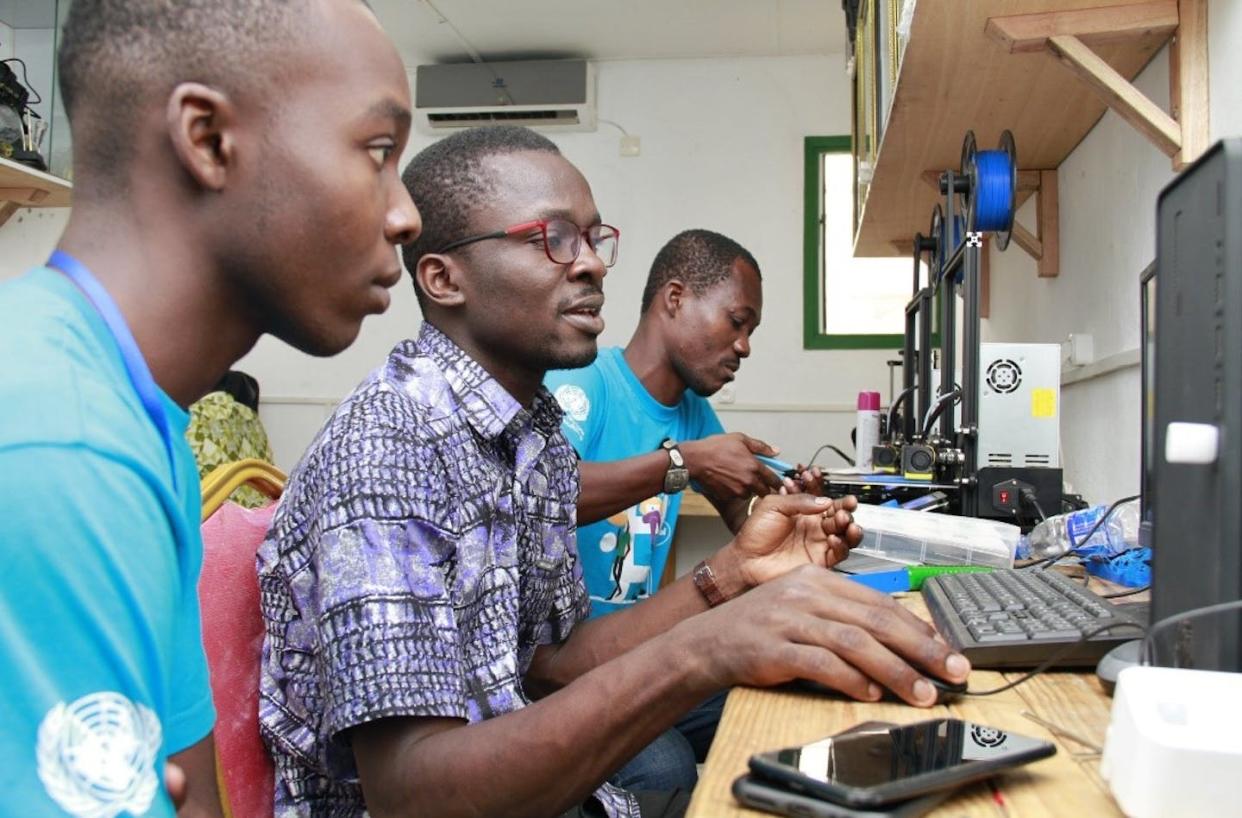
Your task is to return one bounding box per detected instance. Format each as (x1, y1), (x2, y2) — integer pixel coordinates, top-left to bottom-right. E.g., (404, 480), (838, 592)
(1101, 666), (1242, 817)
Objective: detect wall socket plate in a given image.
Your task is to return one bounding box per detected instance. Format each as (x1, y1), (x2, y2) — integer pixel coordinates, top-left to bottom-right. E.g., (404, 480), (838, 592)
(1062, 333), (1095, 366)
(620, 135), (641, 157)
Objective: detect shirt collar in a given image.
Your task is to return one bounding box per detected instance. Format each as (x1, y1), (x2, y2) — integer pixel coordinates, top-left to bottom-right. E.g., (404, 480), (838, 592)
(413, 322), (564, 442)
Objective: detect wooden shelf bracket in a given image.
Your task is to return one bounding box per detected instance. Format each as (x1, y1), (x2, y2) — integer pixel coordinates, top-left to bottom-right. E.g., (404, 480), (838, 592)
(987, 0), (1209, 170)
(1010, 170), (1060, 278)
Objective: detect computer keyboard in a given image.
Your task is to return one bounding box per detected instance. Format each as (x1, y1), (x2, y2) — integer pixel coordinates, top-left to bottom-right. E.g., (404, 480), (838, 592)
(922, 569), (1145, 669)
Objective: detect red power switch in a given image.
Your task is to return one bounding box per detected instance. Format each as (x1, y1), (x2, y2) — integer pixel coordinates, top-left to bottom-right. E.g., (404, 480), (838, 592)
(991, 479), (1027, 515)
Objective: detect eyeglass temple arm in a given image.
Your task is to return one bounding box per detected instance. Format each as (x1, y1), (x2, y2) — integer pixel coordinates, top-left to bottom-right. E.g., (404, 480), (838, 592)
(437, 230), (511, 254)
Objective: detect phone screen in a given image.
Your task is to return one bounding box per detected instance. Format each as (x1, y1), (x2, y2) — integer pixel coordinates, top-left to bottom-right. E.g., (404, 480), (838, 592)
(751, 719), (1054, 806)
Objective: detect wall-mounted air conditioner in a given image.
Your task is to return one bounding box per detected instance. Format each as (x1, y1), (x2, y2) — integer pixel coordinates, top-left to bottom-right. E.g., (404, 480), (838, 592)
(414, 59), (596, 132)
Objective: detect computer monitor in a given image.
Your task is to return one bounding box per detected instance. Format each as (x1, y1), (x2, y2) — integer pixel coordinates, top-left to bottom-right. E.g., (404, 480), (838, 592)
(1139, 260), (1155, 551)
(1151, 138), (1242, 672)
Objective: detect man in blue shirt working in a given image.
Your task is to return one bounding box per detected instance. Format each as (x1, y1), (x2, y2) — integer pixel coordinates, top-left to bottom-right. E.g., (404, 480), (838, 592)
(0, 1), (420, 815)
(545, 229), (828, 790)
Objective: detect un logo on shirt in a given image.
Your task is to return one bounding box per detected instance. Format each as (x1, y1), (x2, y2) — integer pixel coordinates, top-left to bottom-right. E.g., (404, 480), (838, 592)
(36, 692), (162, 818)
(553, 384), (591, 423)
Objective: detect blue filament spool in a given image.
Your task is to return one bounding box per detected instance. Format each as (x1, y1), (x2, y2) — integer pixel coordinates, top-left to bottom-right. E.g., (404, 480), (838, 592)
(960, 130), (1018, 251)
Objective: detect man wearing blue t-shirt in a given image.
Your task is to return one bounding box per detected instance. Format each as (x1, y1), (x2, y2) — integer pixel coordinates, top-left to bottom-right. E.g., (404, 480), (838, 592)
(545, 229), (825, 791)
(547, 230), (820, 617)
(0, 2), (420, 815)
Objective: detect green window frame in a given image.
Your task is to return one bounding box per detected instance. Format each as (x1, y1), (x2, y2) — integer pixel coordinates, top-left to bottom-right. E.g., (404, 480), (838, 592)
(803, 135), (928, 350)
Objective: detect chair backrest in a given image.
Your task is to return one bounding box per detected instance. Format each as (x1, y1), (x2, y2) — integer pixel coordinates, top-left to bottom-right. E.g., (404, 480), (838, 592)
(199, 459), (286, 818)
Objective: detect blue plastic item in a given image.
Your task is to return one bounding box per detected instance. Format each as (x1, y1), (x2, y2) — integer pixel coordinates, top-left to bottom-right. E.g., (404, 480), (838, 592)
(755, 454), (798, 476)
(1084, 547), (1152, 588)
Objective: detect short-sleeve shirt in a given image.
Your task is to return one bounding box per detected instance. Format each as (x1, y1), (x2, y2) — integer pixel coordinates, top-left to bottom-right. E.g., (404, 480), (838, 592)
(186, 390), (274, 508)
(544, 348), (724, 618)
(0, 268), (215, 817)
(257, 323), (640, 818)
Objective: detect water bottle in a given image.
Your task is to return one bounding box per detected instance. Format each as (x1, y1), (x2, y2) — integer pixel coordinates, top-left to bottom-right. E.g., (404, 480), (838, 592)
(1017, 499), (1140, 560)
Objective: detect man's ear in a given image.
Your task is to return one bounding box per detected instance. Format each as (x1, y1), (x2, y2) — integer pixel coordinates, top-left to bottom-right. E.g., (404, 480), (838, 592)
(417, 254), (467, 309)
(661, 279), (686, 317)
(166, 82), (236, 192)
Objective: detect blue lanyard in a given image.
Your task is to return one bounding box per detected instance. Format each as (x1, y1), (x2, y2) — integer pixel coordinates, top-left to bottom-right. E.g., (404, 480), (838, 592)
(47, 250), (179, 493)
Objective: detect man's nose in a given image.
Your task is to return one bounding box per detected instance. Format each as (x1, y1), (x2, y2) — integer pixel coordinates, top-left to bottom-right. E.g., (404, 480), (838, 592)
(386, 181), (422, 246)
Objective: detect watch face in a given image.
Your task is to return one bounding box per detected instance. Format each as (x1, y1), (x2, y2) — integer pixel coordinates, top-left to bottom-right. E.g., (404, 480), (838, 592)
(664, 467), (690, 493)
(669, 448), (685, 467)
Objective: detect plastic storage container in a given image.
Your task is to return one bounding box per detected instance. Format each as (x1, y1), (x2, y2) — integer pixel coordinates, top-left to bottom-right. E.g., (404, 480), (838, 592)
(851, 505), (1021, 568)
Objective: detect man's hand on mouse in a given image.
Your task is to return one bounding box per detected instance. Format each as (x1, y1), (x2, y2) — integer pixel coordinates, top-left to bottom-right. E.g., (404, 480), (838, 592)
(676, 564), (971, 707)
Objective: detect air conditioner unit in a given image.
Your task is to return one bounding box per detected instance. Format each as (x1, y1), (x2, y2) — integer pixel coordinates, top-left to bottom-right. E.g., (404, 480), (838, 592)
(414, 59), (597, 132)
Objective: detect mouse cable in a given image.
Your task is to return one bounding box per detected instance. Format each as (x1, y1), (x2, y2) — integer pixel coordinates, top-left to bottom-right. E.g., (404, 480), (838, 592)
(961, 598), (1242, 696)
(1100, 584), (1149, 599)
(1141, 598), (1242, 667)
(960, 620), (1147, 697)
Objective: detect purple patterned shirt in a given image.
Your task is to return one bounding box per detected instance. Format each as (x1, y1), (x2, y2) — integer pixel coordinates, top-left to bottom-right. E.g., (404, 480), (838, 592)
(257, 323), (640, 817)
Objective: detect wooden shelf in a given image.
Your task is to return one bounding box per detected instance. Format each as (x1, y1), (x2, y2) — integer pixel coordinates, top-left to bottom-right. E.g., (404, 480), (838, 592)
(0, 155), (72, 227)
(854, 0), (1174, 258)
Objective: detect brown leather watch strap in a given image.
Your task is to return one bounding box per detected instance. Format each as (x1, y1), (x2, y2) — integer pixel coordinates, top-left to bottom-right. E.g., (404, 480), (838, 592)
(691, 560), (728, 607)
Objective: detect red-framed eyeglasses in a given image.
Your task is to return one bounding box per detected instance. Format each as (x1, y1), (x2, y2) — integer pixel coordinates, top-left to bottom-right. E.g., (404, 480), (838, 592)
(437, 218), (620, 267)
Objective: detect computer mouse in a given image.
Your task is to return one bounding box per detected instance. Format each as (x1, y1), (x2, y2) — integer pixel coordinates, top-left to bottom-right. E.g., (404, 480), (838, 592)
(1095, 639), (1142, 695)
(789, 675), (968, 705)
(921, 676), (969, 704)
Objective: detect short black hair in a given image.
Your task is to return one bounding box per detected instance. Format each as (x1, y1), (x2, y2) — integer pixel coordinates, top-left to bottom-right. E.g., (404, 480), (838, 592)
(640, 229), (762, 313)
(401, 126), (561, 301)
(214, 370), (261, 412)
(57, 0), (310, 186)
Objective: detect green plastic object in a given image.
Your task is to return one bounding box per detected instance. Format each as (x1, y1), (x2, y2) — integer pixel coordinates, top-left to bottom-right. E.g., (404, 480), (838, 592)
(906, 564), (994, 590)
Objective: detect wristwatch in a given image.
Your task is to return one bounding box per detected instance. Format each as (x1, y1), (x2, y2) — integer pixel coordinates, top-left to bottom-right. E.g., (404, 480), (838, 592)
(660, 438), (690, 494)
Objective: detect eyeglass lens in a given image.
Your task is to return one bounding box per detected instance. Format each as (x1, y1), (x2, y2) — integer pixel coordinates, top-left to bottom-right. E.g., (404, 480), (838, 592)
(545, 219), (619, 267)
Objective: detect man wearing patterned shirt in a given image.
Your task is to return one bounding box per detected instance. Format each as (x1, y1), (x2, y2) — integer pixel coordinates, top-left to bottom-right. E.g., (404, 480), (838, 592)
(258, 126), (971, 818)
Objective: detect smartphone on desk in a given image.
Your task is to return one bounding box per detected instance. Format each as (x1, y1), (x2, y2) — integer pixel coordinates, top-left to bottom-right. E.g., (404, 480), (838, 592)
(748, 718), (1055, 808)
(732, 774), (952, 818)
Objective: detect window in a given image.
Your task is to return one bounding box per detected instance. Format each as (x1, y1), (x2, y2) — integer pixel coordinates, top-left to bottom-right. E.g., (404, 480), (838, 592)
(802, 136), (926, 349)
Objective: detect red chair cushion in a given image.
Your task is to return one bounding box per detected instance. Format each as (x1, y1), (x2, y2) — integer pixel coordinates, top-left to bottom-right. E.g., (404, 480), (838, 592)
(199, 501), (277, 818)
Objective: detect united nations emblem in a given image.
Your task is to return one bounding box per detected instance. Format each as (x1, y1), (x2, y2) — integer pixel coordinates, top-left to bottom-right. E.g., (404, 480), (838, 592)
(37, 692), (162, 818)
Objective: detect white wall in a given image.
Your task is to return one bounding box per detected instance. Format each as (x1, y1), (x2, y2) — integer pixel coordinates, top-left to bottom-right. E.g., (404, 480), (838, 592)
(238, 54), (884, 476)
(0, 207), (67, 278)
(983, 1), (1242, 506)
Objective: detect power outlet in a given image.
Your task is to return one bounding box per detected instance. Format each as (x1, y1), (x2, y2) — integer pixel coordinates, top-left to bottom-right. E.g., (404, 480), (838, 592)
(620, 135), (641, 157)
(715, 383), (736, 405)
(1062, 333), (1095, 366)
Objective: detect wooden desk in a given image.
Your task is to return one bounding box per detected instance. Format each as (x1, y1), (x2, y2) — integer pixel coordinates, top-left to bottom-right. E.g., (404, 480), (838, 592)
(687, 593), (1123, 817)
(680, 489), (720, 518)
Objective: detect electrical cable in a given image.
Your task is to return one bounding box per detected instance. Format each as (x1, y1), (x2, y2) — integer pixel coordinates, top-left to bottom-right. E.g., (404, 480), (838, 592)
(961, 620), (1147, 696)
(957, 598), (1242, 697)
(1019, 489), (1047, 523)
(1101, 584), (1150, 599)
(921, 388), (960, 439)
(1142, 598), (1242, 667)
(1023, 494), (1140, 571)
(887, 384), (918, 441)
(1, 58), (42, 105)
(805, 444), (854, 469)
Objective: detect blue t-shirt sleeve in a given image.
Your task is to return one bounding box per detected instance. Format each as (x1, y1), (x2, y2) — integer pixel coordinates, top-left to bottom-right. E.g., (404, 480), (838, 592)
(544, 364), (607, 457)
(694, 398), (726, 439)
(0, 445), (212, 817)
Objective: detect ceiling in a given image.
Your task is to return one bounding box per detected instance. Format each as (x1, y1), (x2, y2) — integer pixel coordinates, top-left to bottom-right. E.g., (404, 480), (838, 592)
(368, 0), (847, 66)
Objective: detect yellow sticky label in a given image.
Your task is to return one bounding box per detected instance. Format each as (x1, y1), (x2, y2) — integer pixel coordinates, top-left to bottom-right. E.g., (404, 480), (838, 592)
(1032, 388), (1056, 418)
